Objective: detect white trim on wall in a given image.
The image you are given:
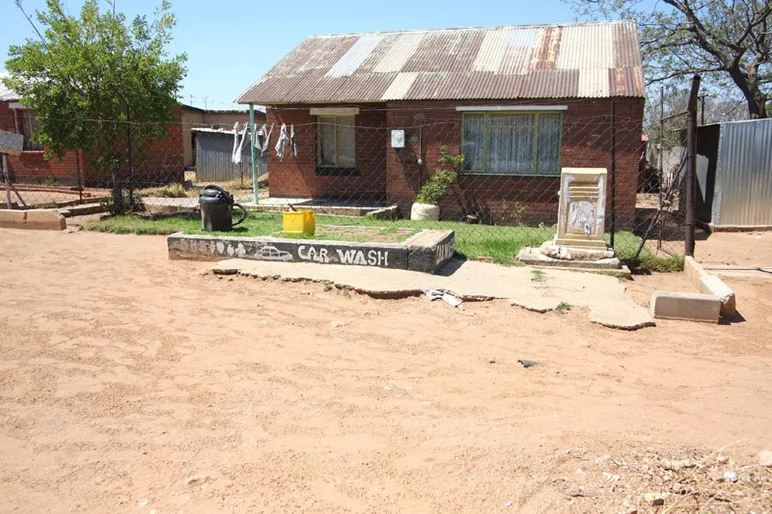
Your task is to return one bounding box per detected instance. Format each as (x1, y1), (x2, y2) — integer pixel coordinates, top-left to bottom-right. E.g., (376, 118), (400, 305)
(455, 105), (568, 112)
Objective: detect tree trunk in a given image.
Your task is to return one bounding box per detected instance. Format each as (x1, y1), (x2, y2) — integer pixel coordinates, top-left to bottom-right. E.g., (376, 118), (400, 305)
(728, 65), (767, 119)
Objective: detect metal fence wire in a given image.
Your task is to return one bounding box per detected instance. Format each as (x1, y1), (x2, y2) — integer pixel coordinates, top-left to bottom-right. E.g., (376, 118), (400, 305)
(0, 106), (689, 263)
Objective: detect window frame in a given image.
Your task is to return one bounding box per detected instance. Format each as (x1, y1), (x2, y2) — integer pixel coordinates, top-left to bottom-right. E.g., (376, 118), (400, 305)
(16, 109), (45, 152)
(315, 115), (358, 176)
(460, 110), (564, 177)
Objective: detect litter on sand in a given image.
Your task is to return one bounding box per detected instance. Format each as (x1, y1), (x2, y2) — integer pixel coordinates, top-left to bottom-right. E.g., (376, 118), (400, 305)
(421, 288), (463, 308)
(518, 359), (539, 368)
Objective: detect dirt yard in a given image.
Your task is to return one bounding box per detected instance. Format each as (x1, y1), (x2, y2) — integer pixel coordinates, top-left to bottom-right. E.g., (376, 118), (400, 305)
(1, 227), (771, 513)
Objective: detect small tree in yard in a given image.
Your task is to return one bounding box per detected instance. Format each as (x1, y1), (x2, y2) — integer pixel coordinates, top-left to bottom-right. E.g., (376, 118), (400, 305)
(568, 0), (770, 119)
(3, 0), (187, 213)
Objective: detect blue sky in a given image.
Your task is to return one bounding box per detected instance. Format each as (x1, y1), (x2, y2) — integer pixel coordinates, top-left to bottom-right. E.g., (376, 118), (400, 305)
(2, 0), (582, 110)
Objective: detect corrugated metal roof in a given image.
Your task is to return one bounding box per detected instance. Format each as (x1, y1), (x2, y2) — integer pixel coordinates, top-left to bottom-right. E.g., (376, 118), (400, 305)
(236, 20), (644, 104)
(0, 73), (20, 101)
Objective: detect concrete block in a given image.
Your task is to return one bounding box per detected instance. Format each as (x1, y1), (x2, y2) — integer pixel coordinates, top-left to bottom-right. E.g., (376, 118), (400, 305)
(700, 275), (737, 317)
(0, 209), (26, 228)
(24, 209), (67, 230)
(650, 291), (720, 323)
(685, 256), (737, 318)
(406, 230), (455, 273)
(168, 233), (409, 270)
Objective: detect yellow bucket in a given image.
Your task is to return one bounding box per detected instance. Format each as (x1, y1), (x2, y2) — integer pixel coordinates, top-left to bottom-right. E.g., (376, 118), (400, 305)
(283, 210), (316, 236)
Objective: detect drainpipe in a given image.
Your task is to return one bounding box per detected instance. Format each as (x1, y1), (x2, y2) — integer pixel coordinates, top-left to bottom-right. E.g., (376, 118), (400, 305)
(249, 104), (258, 205)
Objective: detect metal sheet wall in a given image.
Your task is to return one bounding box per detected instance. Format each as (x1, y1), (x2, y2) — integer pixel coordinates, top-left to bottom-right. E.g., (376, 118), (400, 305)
(714, 119), (772, 227)
(195, 131), (266, 183)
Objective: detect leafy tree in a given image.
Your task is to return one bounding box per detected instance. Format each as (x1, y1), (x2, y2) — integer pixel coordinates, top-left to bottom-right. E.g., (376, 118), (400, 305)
(569, 0), (771, 118)
(3, 0), (187, 210)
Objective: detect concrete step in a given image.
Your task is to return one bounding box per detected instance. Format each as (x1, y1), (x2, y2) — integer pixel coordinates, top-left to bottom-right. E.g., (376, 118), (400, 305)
(59, 203), (105, 217)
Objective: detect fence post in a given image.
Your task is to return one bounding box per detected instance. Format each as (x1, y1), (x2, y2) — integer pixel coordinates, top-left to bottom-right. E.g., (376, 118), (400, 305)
(249, 104), (258, 205)
(610, 100), (616, 248)
(126, 103), (134, 212)
(685, 75), (701, 256)
(2, 154), (11, 209)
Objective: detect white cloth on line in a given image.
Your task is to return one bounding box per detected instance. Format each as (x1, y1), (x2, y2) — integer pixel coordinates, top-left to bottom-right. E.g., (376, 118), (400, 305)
(259, 123), (274, 157)
(275, 123), (290, 161)
(290, 124), (297, 157)
(232, 122), (248, 164)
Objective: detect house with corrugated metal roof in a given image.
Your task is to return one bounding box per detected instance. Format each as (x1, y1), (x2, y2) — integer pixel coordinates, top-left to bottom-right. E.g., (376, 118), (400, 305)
(236, 20), (645, 223)
(0, 72), (185, 187)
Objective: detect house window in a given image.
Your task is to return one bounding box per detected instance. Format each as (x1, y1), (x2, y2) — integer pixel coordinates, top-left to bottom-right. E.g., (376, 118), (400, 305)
(316, 116), (357, 175)
(461, 112), (562, 175)
(18, 110), (44, 151)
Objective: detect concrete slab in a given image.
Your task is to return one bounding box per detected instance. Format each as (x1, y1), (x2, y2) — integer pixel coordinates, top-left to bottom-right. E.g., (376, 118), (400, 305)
(169, 229), (454, 274)
(650, 291), (720, 323)
(211, 258), (655, 330)
(516, 246), (622, 270)
(59, 203), (105, 218)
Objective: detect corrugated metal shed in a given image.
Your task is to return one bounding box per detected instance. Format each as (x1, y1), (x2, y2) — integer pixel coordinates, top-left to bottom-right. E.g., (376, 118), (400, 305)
(237, 20), (643, 105)
(709, 119), (772, 228)
(194, 128), (267, 183)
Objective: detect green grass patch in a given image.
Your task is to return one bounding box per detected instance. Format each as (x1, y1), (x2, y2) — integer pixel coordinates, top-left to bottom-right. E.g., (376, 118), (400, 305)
(85, 211), (683, 272)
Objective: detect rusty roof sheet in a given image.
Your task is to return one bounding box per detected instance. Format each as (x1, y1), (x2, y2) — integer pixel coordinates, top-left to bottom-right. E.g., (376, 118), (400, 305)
(236, 20), (643, 105)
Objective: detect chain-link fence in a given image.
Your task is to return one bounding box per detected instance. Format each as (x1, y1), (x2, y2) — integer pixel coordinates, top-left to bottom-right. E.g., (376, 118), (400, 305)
(1, 105), (690, 266)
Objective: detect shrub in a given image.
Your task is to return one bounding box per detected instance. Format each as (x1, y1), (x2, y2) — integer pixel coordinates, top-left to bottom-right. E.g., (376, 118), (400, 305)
(101, 189), (145, 215)
(415, 146), (464, 205)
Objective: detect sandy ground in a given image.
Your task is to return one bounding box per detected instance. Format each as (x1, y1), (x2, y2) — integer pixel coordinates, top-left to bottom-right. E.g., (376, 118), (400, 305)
(1, 228), (772, 513)
(696, 231), (772, 268)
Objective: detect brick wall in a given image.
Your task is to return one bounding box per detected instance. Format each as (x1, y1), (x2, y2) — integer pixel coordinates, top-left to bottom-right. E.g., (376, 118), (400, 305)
(265, 105), (387, 200)
(386, 97), (644, 223)
(1, 101), (185, 187)
(261, 98), (643, 223)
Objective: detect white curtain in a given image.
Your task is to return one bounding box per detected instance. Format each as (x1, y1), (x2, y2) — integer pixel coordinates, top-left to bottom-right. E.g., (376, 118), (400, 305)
(461, 112), (561, 175)
(336, 117), (356, 168)
(462, 114), (485, 171)
(536, 114), (561, 175)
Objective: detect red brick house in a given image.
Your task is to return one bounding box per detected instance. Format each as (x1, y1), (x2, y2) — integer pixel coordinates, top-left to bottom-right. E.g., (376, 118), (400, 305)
(0, 73), (184, 187)
(236, 20), (644, 223)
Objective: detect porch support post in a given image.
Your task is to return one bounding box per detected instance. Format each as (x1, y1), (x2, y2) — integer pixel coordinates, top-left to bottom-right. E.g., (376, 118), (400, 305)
(249, 103), (258, 205)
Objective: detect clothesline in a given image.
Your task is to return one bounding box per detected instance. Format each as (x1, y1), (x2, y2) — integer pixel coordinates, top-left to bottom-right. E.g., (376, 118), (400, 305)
(230, 121), (298, 163)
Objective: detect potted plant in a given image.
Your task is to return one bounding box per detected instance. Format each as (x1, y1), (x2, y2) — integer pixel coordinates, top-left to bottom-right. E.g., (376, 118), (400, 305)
(411, 146), (464, 221)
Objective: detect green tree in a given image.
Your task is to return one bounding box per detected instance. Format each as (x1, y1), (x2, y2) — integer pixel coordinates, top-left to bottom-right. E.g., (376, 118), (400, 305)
(568, 0), (771, 118)
(3, 0), (187, 211)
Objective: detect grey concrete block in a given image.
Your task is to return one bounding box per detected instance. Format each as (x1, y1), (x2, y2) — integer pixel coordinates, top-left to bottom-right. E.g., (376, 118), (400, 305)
(25, 209), (67, 230)
(406, 230), (455, 273)
(700, 275), (737, 317)
(650, 291), (720, 323)
(168, 233), (409, 269)
(0, 209), (26, 228)
(685, 256), (737, 318)
(0, 209), (66, 230)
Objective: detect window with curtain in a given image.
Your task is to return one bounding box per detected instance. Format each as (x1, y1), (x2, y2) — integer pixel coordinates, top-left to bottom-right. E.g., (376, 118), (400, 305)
(316, 115), (356, 175)
(461, 112), (562, 175)
(18, 110), (44, 151)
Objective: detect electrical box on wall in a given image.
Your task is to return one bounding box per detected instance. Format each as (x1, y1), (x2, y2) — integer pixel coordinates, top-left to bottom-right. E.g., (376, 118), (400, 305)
(391, 129), (405, 148)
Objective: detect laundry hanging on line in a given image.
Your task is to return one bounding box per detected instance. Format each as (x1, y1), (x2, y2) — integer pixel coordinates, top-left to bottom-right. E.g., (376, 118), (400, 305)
(275, 123), (290, 161)
(256, 123), (274, 158)
(290, 124), (297, 158)
(231, 122), (248, 164)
